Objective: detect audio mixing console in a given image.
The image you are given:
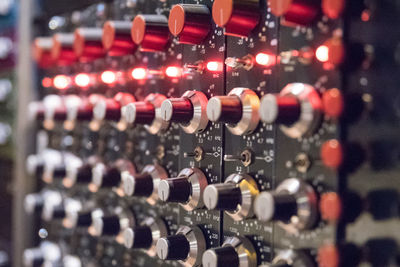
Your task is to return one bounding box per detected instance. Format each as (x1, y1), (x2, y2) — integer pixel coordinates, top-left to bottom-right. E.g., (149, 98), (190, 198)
(22, 0), (400, 266)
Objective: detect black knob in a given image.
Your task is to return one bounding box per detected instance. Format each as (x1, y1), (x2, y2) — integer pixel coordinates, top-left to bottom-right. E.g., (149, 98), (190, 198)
(124, 226), (153, 249)
(75, 164), (93, 184)
(161, 98), (194, 123)
(24, 193), (44, 214)
(23, 248), (44, 267)
(253, 192), (297, 222)
(53, 163), (67, 180)
(202, 246), (239, 267)
(126, 102), (156, 124)
(76, 212), (93, 227)
(92, 164), (122, 189)
(42, 203), (66, 221)
(206, 96), (243, 124)
(93, 215), (121, 236)
(123, 173), (154, 197)
(158, 177), (192, 203)
(259, 94), (301, 125)
(203, 183), (242, 211)
(156, 234), (190, 260)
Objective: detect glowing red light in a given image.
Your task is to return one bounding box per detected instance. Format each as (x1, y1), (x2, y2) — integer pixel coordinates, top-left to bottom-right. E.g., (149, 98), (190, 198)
(53, 75), (70, 90)
(131, 68), (147, 80)
(255, 53), (275, 67)
(206, 61), (223, 72)
(42, 77), (53, 88)
(316, 45), (330, 63)
(165, 66), (182, 78)
(74, 73), (90, 88)
(101, 71), (117, 84)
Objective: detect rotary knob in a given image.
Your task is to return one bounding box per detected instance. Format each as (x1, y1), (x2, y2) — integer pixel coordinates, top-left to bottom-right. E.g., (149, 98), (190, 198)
(32, 37), (54, 68)
(253, 178), (317, 230)
(24, 190), (62, 215)
(260, 83), (322, 138)
(92, 215), (122, 236)
(156, 226), (206, 266)
(64, 156), (99, 187)
(161, 90), (208, 134)
(158, 167), (208, 211)
(168, 4), (211, 44)
(268, 0), (321, 26)
(28, 101), (45, 122)
(202, 236), (257, 267)
(64, 95), (94, 130)
(93, 92), (135, 122)
(271, 249), (316, 267)
(91, 208), (135, 238)
(102, 20), (137, 56)
(123, 217), (168, 254)
(122, 164), (168, 205)
(123, 93), (169, 134)
(212, 0), (260, 37)
(23, 247), (44, 267)
(42, 95), (67, 130)
(131, 15), (170, 52)
(52, 33), (77, 65)
(207, 88), (259, 135)
(26, 153), (45, 177)
(42, 201), (66, 222)
(91, 159), (136, 192)
(259, 94), (301, 125)
(64, 211), (93, 229)
(73, 28), (106, 62)
(42, 155), (67, 184)
(203, 173), (259, 221)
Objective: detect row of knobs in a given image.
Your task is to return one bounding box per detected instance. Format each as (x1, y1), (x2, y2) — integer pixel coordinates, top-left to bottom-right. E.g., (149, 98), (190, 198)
(32, 83), (343, 137)
(28, 150), (331, 227)
(25, 189), (317, 267)
(34, 0), (342, 67)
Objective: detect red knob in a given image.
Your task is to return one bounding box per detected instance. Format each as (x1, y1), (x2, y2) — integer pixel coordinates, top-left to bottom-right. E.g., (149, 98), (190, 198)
(316, 37), (345, 66)
(102, 20), (137, 57)
(212, 0), (260, 37)
(322, 0), (345, 19)
(268, 0), (320, 26)
(322, 88), (344, 119)
(74, 28), (106, 62)
(51, 33), (77, 65)
(168, 4), (211, 44)
(32, 37), (54, 68)
(320, 139), (343, 169)
(131, 15), (170, 52)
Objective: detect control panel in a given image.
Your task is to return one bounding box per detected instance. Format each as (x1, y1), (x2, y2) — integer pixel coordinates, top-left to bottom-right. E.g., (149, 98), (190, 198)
(22, 0), (400, 266)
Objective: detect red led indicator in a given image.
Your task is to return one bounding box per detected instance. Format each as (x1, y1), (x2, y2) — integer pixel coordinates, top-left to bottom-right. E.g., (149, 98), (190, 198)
(74, 73), (91, 88)
(255, 53), (275, 67)
(316, 45), (330, 63)
(53, 75), (70, 90)
(42, 77), (53, 88)
(131, 68), (147, 80)
(165, 66), (182, 78)
(206, 61), (223, 72)
(101, 71), (117, 84)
